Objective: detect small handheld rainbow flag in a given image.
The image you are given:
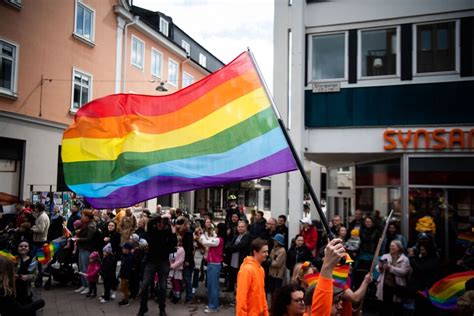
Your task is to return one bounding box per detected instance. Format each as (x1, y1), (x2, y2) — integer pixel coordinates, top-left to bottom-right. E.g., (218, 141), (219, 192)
(421, 270), (474, 310)
(304, 273), (319, 287)
(36, 241), (61, 264)
(0, 250), (17, 263)
(333, 264), (350, 288)
(456, 232), (474, 247)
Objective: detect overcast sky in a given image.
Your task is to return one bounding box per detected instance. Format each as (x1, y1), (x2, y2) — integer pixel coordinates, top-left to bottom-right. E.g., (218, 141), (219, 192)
(133, 0), (274, 90)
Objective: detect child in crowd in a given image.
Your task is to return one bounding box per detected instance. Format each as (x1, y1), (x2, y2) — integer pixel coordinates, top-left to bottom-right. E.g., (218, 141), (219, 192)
(345, 229), (361, 258)
(118, 242), (134, 307)
(169, 236), (185, 303)
(99, 243), (117, 303)
(81, 251), (101, 298)
(193, 227), (206, 294)
(129, 236), (144, 300)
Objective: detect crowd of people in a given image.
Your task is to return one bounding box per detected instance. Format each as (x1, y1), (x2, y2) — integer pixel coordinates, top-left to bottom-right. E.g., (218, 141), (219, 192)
(0, 196), (473, 316)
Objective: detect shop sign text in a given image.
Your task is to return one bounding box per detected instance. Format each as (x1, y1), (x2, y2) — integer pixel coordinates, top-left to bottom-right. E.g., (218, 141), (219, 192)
(383, 128), (474, 150)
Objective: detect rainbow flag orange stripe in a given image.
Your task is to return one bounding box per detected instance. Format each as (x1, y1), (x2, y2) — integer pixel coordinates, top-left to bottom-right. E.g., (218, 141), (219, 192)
(61, 52), (297, 208)
(422, 271), (474, 310)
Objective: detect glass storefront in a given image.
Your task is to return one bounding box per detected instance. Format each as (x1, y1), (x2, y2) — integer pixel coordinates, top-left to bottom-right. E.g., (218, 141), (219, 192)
(329, 155), (474, 261)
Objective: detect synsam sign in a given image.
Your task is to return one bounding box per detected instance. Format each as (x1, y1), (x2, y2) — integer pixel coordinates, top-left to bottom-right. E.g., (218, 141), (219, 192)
(384, 129), (474, 150)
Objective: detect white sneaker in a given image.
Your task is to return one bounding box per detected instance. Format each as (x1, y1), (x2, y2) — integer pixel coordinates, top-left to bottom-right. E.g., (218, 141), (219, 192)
(80, 288), (90, 295)
(192, 288), (196, 294)
(99, 298), (109, 303)
(110, 291), (116, 300)
(74, 286), (85, 293)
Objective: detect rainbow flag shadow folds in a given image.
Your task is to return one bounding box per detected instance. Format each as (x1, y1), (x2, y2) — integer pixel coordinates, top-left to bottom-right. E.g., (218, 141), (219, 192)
(61, 52), (297, 208)
(421, 271), (474, 310)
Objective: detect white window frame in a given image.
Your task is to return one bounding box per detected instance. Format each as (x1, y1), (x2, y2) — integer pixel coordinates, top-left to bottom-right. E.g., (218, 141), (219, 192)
(159, 17), (169, 36)
(131, 35), (145, 70)
(183, 72), (194, 88)
(412, 19), (460, 77)
(358, 26), (400, 80)
(308, 31), (348, 83)
(199, 53), (207, 68)
(70, 67), (93, 113)
(181, 40), (190, 55)
(151, 48), (163, 78)
(168, 58), (178, 87)
(73, 0), (95, 45)
(0, 38), (19, 98)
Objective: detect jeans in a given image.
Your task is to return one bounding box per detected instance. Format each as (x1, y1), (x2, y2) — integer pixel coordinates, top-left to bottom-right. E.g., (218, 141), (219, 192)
(139, 261), (169, 311)
(78, 249), (91, 288)
(183, 266), (193, 301)
(207, 263), (221, 310)
(192, 268), (200, 288)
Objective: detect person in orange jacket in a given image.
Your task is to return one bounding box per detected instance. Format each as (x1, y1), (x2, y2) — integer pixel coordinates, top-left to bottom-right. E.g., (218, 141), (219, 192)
(236, 238), (269, 316)
(310, 238), (346, 316)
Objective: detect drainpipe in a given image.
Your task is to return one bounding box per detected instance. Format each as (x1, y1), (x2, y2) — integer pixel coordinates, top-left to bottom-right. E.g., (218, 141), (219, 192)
(122, 16), (139, 92)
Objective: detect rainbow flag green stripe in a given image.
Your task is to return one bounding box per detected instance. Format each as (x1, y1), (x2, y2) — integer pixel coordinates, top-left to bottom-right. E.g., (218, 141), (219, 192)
(61, 52), (297, 208)
(63, 107), (277, 185)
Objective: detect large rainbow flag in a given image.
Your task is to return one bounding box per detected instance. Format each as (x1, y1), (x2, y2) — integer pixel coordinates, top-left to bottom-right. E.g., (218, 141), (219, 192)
(421, 270), (474, 310)
(61, 52), (297, 208)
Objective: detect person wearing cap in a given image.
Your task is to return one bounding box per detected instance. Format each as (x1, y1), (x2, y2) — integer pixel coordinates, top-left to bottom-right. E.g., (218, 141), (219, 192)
(268, 233), (287, 297)
(300, 217), (318, 257)
(225, 194), (239, 228)
(99, 243), (117, 303)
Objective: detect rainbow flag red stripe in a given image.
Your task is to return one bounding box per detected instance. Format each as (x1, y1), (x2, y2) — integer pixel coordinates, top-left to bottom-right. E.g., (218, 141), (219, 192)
(61, 52), (297, 208)
(36, 241), (61, 264)
(421, 271), (474, 310)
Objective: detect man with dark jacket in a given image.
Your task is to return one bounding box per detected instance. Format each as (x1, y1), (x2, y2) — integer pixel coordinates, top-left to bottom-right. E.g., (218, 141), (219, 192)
(66, 204), (81, 233)
(137, 215), (177, 316)
(250, 211), (267, 239)
(224, 220), (252, 292)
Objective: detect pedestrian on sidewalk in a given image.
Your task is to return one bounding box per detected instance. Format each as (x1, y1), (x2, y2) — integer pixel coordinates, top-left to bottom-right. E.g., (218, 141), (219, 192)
(169, 236), (185, 303)
(81, 251), (100, 298)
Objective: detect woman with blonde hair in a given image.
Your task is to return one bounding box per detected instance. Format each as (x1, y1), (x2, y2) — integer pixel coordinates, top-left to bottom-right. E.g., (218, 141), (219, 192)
(0, 256), (45, 315)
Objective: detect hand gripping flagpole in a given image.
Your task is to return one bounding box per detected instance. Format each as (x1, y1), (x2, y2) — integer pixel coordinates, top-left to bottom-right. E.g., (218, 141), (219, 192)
(247, 49), (335, 240)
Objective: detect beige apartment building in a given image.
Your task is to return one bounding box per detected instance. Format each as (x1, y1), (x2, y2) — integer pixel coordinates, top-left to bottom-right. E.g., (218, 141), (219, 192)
(0, 0), (223, 212)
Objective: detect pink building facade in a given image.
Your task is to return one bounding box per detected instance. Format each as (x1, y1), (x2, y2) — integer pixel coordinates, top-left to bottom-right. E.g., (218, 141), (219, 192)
(0, 0), (223, 211)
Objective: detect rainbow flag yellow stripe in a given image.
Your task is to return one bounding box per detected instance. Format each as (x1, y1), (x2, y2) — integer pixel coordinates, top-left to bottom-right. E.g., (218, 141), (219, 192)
(61, 52), (297, 209)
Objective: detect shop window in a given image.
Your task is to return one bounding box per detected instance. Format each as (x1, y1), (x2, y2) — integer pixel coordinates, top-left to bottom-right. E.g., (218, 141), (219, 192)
(409, 157), (474, 186)
(416, 21), (456, 74)
(408, 188), (474, 259)
(71, 69), (92, 112)
(151, 48), (163, 78)
(356, 187), (401, 221)
(356, 158), (401, 186)
(360, 28), (398, 77)
(131, 35), (145, 70)
(168, 58), (178, 86)
(0, 39), (18, 96)
(310, 32), (346, 81)
(74, 1), (95, 43)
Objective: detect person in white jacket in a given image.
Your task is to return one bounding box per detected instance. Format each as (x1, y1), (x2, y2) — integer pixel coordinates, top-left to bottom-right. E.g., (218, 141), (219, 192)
(31, 203), (50, 245)
(376, 239), (411, 316)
